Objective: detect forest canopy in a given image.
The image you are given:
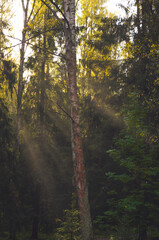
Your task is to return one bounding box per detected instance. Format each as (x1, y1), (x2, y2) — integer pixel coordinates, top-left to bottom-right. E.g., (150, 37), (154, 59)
(0, 0), (159, 240)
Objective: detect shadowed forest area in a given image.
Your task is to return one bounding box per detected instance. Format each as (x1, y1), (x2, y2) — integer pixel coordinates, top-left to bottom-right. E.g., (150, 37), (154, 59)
(0, 0), (159, 239)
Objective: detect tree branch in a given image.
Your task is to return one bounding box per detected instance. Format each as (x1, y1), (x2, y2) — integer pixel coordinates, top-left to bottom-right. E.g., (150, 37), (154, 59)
(56, 102), (74, 122)
(14, 86), (18, 98)
(76, 0), (80, 8)
(5, 24), (61, 44)
(21, 0), (25, 12)
(2, 40), (65, 59)
(27, 0), (36, 23)
(26, 0), (30, 13)
(41, 0), (64, 28)
(27, 42), (65, 59)
(30, 4), (43, 23)
(47, 0), (70, 28)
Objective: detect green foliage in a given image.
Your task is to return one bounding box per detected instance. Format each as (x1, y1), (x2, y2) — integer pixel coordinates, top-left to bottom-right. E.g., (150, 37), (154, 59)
(1, 59), (17, 95)
(54, 208), (81, 240)
(105, 90), (159, 238)
(0, 98), (18, 235)
(1, 0), (159, 239)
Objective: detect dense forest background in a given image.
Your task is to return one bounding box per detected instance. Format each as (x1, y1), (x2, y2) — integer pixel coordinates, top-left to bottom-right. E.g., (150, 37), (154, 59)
(0, 0), (159, 239)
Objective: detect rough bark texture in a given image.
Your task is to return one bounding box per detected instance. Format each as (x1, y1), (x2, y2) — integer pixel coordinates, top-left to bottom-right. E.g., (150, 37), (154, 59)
(63, 0), (93, 239)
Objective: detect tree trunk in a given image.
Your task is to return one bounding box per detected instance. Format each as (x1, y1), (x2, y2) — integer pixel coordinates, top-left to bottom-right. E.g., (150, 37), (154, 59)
(141, 0), (146, 34)
(138, 224), (147, 240)
(9, 180), (18, 240)
(63, 0), (93, 239)
(17, 29), (26, 136)
(136, 0), (141, 34)
(31, 184), (40, 240)
(40, 10), (47, 134)
(17, 0), (30, 143)
(9, 207), (16, 240)
(17, 0), (35, 141)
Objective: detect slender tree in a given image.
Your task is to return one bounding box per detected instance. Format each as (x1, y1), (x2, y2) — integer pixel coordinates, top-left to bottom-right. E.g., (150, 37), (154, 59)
(63, 1), (93, 239)
(17, 0), (36, 143)
(41, 0), (93, 238)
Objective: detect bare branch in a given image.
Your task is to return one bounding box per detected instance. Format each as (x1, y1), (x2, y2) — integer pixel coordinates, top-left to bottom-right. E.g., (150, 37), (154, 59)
(21, 0), (25, 11)
(27, 0), (36, 23)
(5, 35), (22, 42)
(47, 0), (70, 28)
(56, 102), (74, 122)
(1, 41), (65, 59)
(27, 42), (64, 58)
(14, 86), (18, 97)
(5, 23), (61, 45)
(76, 0), (80, 8)
(26, 0), (30, 12)
(2, 42), (22, 50)
(30, 4), (43, 23)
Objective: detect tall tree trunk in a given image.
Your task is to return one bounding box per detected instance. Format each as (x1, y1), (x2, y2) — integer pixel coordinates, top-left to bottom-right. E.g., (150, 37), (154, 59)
(31, 183), (40, 240)
(63, 1), (93, 239)
(9, 193), (17, 240)
(17, 29), (26, 139)
(141, 0), (146, 34)
(40, 11), (47, 134)
(32, 10), (47, 239)
(17, 0), (29, 141)
(136, 0), (141, 34)
(17, 0), (36, 142)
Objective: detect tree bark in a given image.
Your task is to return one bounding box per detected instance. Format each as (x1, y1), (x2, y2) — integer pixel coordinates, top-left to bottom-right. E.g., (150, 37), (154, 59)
(17, 0), (29, 133)
(17, 29), (26, 137)
(39, 10), (47, 134)
(63, 0), (93, 239)
(17, 0), (35, 142)
(32, 10), (47, 240)
(136, 0), (141, 34)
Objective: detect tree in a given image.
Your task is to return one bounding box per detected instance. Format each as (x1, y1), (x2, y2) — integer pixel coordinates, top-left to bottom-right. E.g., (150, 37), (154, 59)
(0, 2), (19, 239)
(38, 0), (95, 238)
(101, 0), (159, 238)
(63, 0), (93, 239)
(17, 0), (36, 144)
(77, 0), (108, 97)
(55, 196), (81, 240)
(22, 1), (73, 237)
(106, 92), (159, 240)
